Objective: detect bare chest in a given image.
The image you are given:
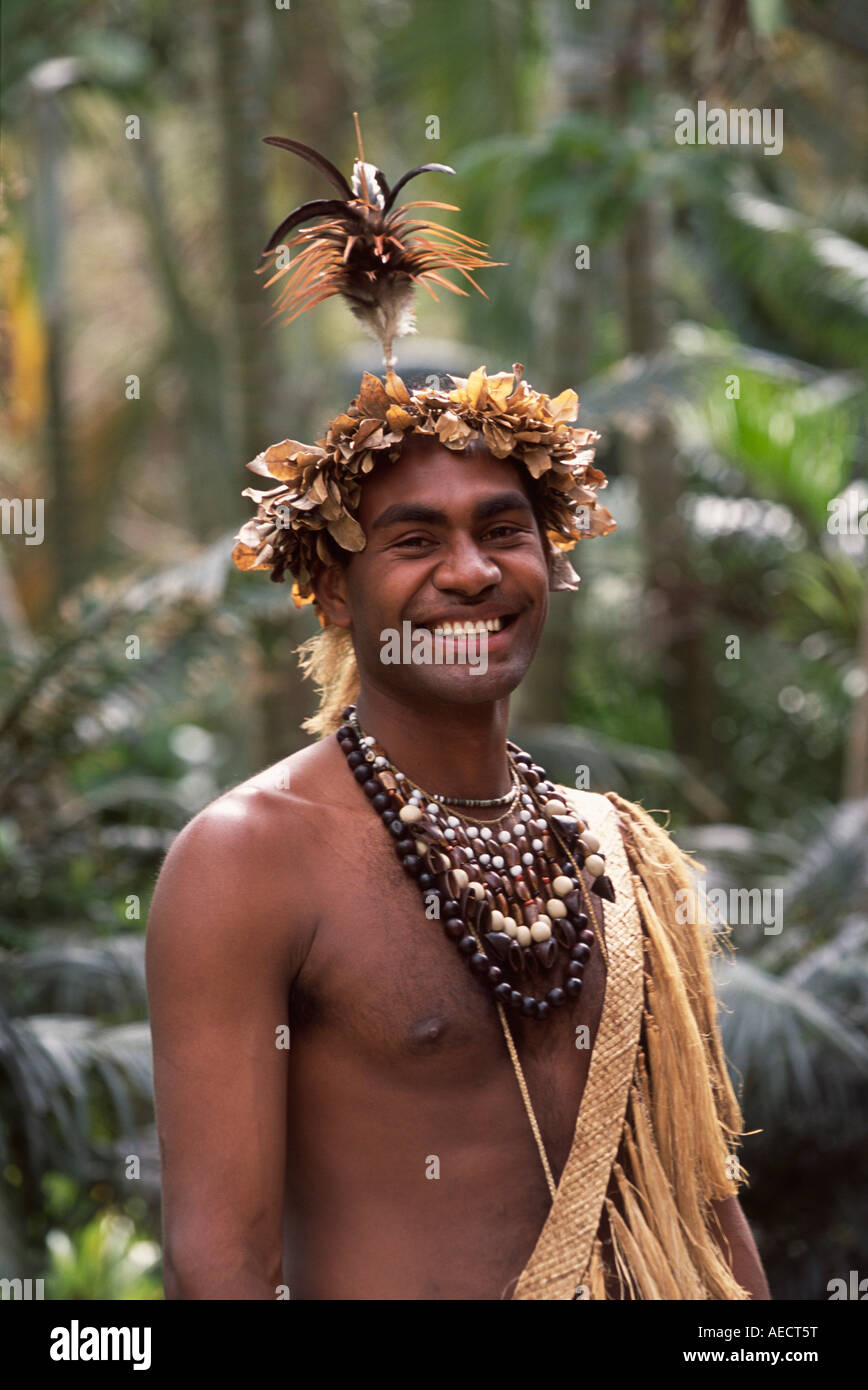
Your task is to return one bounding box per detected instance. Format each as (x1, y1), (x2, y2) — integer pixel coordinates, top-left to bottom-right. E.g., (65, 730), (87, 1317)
(287, 801), (607, 1177)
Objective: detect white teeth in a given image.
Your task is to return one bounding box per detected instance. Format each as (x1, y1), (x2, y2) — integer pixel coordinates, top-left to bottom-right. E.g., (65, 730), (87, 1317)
(430, 616), (504, 634)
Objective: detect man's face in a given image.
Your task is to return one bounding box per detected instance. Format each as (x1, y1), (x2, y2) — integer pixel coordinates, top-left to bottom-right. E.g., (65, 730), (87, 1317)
(317, 439), (552, 707)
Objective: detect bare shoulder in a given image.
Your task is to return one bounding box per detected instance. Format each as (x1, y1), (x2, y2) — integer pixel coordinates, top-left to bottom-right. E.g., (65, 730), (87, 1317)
(146, 736), (339, 980)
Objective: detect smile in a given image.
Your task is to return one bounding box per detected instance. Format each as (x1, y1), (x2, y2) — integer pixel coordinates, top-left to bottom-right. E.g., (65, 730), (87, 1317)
(420, 615), (517, 636)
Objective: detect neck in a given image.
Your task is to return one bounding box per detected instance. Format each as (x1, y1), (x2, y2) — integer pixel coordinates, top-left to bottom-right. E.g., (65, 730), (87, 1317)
(353, 686), (513, 802)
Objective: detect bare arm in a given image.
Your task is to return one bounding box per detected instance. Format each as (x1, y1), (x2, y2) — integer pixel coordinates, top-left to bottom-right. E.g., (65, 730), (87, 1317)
(709, 1195), (771, 1300)
(146, 792), (306, 1299)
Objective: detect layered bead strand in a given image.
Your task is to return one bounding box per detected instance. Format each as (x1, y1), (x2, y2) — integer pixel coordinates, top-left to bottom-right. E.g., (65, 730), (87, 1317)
(336, 706), (615, 1023)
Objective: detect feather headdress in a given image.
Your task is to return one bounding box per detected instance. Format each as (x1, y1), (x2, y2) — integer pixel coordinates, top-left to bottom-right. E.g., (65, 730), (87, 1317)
(256, 115), (502, 368)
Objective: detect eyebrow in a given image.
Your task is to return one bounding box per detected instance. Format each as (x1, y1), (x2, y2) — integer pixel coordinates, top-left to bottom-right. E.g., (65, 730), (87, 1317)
(370, 491), (535, 532)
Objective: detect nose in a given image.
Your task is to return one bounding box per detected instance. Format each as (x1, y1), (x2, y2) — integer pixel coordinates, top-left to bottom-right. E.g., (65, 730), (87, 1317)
(432, 533), (502, 595)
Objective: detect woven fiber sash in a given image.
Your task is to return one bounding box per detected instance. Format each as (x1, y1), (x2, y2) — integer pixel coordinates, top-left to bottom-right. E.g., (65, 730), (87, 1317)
(511, 787), (644, 1300)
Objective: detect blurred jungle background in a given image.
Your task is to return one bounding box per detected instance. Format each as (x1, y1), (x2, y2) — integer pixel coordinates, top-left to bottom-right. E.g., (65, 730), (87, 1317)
(1, 0), (866, 1301)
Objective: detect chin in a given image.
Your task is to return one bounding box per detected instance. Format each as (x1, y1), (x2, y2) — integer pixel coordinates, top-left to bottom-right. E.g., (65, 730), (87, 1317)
(409, 660), (528, 706)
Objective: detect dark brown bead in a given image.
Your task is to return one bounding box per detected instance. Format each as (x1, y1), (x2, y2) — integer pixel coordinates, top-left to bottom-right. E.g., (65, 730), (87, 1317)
(521, 995), (537, 1016)
(568, 960), (584, 978)
(508, 942), (525, 974)
(487, 965), (503, 986)
(534, 939), (558, 970)
(594, 874), (616, 902)
(504, 843), (519, 868)
(573, 943), (591, 963)
(473, 900), (492, 934)
(346, 750), (364, 769)
(402, 855), (421, 876)
(578, 928), (595, 946)
(353, 765), (371, 784)
(542, 832), (558, 857)
(444, 918), (465, 939)
(418, 873), (435, 891)
(509, 990), (523, 1010)
(515, 880), (531, 902)
(564, 891), (582, 915)
(524, 769), (540, 787)
(494, 982), (512, 1003)
(551, 815), (579, 841)
(442, 899), (460, 917)
(396, 836), (416, 856)
(483, 872), (502, 892)
(372, 792), (390, 813)
(458, 935), (476, 956)
(553, 918), (577, 949)
(379, 771), (398, 791)
(425, 848), (450, 875)
(525, 868), (540, 894)
(363, 779), (380, 798)
(565, 977), (583, 998)
(523, 947), (538, 974)
(547, 987), (566, 1008)
(470, 952), (488, 974)
(535, 1001), (551, 1021)
(495, 891), (509, 915)
(523, 902), (539, 926)
(484, 932), (513, 962)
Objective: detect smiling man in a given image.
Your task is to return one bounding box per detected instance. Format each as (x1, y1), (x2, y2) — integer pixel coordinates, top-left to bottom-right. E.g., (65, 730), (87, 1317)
(146, 364), (770, 1301)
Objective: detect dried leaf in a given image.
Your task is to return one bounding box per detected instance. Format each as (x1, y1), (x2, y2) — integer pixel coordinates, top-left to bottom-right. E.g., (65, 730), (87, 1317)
(326, 511), (367, 550)
(548, 389), (579, 424)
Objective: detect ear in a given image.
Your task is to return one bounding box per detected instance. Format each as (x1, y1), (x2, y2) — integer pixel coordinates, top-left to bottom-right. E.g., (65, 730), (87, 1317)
(313, 561), (353, 630)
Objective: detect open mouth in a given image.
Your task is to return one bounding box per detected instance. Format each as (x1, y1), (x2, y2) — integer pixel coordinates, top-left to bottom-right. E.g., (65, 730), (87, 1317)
(420, 614), (518, 637)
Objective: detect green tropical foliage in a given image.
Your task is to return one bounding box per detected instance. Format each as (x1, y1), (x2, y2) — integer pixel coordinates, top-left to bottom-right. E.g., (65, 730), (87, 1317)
(1, 0), (865, 1300)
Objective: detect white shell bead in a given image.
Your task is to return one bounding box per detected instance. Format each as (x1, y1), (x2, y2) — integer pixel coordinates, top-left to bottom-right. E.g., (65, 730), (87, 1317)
(531, 838), (543, 852)
(516, 925), (532, 947)
(491, 910), (505, 931)
(399, 804), (423, 823)
(510, 865), (523, 878)
(521, 853), (534, 866)
(480, 827), (492, 840)
(415, 839), (427, 856)
(504, 917), (518, 938)
(584, 854), (605, 878)
(553, 875), (573, 897)
(498, 829), (511, 843)
(580, 832), (600, 854)
(546, 899), (567, 918)
(492, 856), (505, 869)
(519, 809), (532, 822)
(544, 798), (567, 816)
(452, 868), (469, 889)
(531, 921), (552, 943)
(447, 816), (460, 828)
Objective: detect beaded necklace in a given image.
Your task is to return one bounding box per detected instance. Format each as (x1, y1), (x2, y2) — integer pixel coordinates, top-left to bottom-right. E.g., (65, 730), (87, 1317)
(337, 704), (615, 1199)
(338, 705), (614, 1019)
